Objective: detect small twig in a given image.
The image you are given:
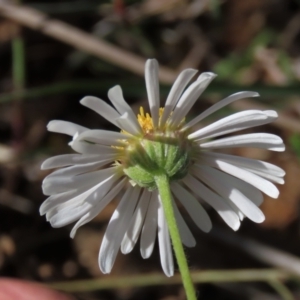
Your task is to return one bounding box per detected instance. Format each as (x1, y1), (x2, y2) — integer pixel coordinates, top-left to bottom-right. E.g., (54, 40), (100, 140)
(280, 12), (300, 50)
(47, 269), (293, 292)
(0, 0), (177, 84)
(268, 279), (295, 300)
(214, 283), (281, 300)
(211, 228), (300, 276)
(28, 1), (100, 14)
(176, 23), (209, 71)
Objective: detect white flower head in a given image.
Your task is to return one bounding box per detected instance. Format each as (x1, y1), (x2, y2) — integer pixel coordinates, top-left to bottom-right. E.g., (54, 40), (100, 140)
(41, 59), (285, 277)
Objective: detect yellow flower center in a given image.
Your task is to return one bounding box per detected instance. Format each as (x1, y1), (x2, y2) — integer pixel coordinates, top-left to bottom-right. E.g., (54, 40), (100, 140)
(137, 107), (164, 134)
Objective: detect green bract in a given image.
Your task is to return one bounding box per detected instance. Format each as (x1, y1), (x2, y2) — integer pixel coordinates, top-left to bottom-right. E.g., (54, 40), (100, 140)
(123, 132), (193, 190)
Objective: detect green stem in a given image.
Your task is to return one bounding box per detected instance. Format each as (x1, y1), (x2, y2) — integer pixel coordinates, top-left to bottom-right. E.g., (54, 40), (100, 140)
(155, 173), (197, 300)
(11, 0), (25, 144)
(12, 0), (25, 95)
(12, 36), (26, 94)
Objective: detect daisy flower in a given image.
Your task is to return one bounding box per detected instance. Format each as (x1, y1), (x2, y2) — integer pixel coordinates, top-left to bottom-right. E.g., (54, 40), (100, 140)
(40, 59), (285, 277)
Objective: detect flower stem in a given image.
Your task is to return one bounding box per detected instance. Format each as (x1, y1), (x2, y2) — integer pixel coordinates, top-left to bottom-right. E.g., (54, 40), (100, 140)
(155, 173), (197, 300)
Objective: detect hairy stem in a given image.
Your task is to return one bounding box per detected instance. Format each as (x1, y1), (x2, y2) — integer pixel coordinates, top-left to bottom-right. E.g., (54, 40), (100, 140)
(155, 173), (197, 300)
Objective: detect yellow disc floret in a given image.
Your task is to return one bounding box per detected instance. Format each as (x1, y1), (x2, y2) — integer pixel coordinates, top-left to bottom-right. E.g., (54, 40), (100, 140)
(137, 107), (164, 134)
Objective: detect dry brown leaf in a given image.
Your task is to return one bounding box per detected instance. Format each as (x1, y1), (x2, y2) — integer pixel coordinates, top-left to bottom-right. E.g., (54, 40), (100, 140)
(74, 228), (104, 277)
(254, 47), (288, 85)
(260, 154), (300, 229)
(224, 0), (266, 50)
(74, 228), (128, 277)
(141, 0), (186, 17)
(0, 19), (19, 42)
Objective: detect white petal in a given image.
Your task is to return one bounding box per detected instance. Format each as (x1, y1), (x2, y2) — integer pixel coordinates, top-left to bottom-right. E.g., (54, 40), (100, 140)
(199, 133), (285, 152)
(40, 188), (87, 215)
(44, 189), (94, 220)
(71, 139), (121, 155)
(46, 159), (113, 179)
(192, 165), (265, 223)
(114, 112), (142, 136)
(183, 174), (240, 231)
(47, 174), (123, 227)
(75, 129), (128, 147)
(108, 85), (142, 134)
(41, 154), (114, 170)
(43, 172), (122, 219)
(42, 166), (119, 195)
(199, 157), (279, 198)
(140, 191), (158, 259)
(48, 202), (91, 226)
(171, 182), (212, 232)
(196, 156), (264, 207)
(157, 195), (174, 277)
(47, 193), (93, 228)
(201, 151), (285, 177)
(168, 72), (216, 127)
(70, 178), (127, 238)
(40, 175), (123, 219)
(238, 212), (245, 221)
(182, 91), (259, 130)
(80, 96), (120, 127)
(188, 110), (278, 141)
(240, 168), (284, 184)
(99, 186), (141, 274)
(201, 152), (285, 185)
(221, 197), (245, 221)
(172, 198), (196, 247)
(160, 68), (198, 126)
(43, 187), (100, 221)
(81, 96), (139, 135)
(121, 189), (151, 254)
(145, 59), (160, 128)
(47, 120), (88, 136)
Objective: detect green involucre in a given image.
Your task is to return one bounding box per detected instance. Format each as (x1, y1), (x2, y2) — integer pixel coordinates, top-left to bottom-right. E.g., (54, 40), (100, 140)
(123, 133), (193, 190)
